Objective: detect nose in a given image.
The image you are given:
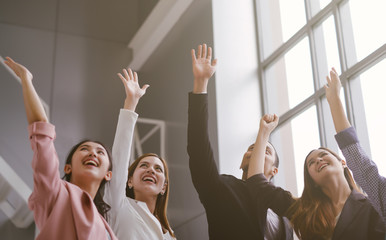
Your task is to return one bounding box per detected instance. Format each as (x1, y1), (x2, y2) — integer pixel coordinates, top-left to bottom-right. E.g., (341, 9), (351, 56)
(88, 150), (97, 157)
(146, 167), (156, 174)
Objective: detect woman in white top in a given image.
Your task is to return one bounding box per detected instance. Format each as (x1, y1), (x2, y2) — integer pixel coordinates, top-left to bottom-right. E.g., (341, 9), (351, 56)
(104, 68), (176, 239)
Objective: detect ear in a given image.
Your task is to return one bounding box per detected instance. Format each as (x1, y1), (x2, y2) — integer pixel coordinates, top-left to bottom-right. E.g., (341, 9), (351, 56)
(161, 181), (167, 194)
(272, 167), (278, 176)
(64, 164), (72, 174)
(127, 177), (133, 188)
(341, 159), (347, 167)
(104, 171), (112, 181)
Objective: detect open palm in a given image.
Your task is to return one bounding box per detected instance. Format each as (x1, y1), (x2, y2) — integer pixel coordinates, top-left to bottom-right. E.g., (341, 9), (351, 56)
(191, 44), (217, 80)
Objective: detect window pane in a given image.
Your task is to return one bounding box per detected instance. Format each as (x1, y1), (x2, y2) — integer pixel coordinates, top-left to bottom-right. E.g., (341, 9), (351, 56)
(265, 37), (314, 116)
(309, 0), (332, 17)
(313, 16), (341, 85)
(258, 0), (306, 59)
(358, 59), (386, 176)
(271, 106), (320, 196)
(340, 0), (386, 66)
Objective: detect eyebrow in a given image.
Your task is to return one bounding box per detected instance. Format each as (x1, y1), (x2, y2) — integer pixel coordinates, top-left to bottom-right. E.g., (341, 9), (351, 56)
(307, 151), (326, 164)
(140, 161), (164, 170)
(79, 144), (106, 152)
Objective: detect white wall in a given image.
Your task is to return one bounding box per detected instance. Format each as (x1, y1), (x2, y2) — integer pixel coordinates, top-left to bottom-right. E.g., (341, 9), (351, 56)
(212, 0), (261, 177)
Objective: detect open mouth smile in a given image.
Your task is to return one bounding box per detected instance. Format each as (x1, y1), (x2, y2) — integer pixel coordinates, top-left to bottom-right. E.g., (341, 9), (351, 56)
(142, 175), (156, 184)
(83, 158), (99, 167)
(318, 163), (328, 172)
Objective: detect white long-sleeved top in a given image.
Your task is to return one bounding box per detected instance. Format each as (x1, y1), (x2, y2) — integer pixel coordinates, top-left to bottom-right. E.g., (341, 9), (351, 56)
(104, 109), (174, 240)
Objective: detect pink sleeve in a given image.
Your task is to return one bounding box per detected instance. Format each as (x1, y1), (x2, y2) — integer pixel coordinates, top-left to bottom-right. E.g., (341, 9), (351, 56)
(28, 122), (62, 222)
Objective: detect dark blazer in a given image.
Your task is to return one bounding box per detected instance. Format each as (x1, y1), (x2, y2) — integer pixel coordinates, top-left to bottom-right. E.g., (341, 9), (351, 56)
(187, 93), (293, 240)
(246, 174), (386, 240)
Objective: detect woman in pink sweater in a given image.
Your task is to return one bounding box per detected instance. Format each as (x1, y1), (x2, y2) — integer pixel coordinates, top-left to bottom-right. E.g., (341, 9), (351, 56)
(4, 57), (122, 240)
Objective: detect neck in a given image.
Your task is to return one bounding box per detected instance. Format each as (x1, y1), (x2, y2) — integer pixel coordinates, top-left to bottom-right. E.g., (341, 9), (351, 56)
(71, 177), (101, 199)
(321, 174), (351, 213)
(135, 193), (158, 214)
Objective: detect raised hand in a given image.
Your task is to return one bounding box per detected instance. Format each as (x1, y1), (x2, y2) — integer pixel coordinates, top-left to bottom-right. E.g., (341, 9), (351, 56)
(324, 67), (341, 103)
(324, 67), (351, 132)
(4, 57), (48, 124)
(4, 57), (33, 82)
(260, 114), (279, 135)
(118, 68), (149, 111)
(247, 114), (279, 179)
(191, 44), (217, 93)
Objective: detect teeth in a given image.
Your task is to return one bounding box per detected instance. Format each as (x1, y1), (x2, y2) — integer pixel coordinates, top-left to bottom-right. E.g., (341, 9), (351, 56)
(143, 177), (155, 183)
(84, 160), (98, 166)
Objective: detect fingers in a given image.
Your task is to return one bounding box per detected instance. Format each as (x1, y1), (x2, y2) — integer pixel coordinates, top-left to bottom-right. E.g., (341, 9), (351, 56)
(118, 73), (126, 86)
(4, 57), (15, 68)
(196, 44), (209, 59)
(134, 72), (138, 82)
(4, 56), (15, 64)
(128, 68), (134, 80)
(262, 114), (279, 123)
(212, 58), (218, 67)
(197, 45), (202, 59)
(207, 47), (212, 60)
(121, 68), (136, 81)
(191, 49), (197, 63)
(202, 44), (207, 59)
(123, 68), (129, 80)
(141, 84), (150, 92)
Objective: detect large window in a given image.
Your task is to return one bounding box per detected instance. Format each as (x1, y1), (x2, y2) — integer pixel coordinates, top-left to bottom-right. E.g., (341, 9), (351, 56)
(255, 0), (386, 195)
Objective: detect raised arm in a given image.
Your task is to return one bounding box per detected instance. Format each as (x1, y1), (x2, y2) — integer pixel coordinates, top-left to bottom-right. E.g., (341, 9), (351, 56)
(4, 57), (48, 124)
(324, 67), (350, 132)
(326, 68), (386, 222)
(246, 114), (294, 217)
(187, 44), (220, 197)
(247, 114), (278, 179)
(191, 44), (217, 93)
(106, 68), (149, 209)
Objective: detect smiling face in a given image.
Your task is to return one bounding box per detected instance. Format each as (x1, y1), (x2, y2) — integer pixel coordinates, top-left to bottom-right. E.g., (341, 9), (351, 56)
(240, 142), (278, 181)
(64, 141), (112, 184)
(128, 156), (167, 199)
(305, 148), (346, 187)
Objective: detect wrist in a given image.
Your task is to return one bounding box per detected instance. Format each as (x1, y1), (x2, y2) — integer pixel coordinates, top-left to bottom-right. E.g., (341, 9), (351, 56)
(257, 130), (270, 141)
(193, 78), (208, 93)
(124, 98), (139, 111)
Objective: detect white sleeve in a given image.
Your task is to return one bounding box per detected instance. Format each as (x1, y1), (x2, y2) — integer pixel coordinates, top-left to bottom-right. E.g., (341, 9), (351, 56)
(104, 109), (138, 210)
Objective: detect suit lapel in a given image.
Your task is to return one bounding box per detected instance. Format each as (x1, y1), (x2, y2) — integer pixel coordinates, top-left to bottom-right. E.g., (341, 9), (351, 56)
(332, 190), (366, 239)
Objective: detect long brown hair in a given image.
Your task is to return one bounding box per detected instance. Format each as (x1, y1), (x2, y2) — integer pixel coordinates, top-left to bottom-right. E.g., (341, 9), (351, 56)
(126, 153), (175, 237)
(287, 147), (362, 239)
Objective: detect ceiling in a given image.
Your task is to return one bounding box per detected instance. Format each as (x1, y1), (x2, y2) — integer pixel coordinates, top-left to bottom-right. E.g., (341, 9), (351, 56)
(0, 0), (158, 43)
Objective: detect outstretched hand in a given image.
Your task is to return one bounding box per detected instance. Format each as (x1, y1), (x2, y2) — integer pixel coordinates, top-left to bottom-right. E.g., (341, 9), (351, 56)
(191, 44), (217, 93)
(259, 114), (279, 135)
(324, 67), (341, 102)
(118, 68), (149, 111)
(4, 57), (33, 81)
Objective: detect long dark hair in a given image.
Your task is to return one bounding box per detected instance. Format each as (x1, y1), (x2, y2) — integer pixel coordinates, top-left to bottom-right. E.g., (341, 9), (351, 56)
(126, 153), (175, 237)
(288, 147), (362, 239)
(62, 139), (113, 220)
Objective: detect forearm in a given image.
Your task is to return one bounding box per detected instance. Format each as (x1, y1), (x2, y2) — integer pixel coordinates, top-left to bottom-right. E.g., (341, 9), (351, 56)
(21, 78), (48, 124)
(187, 93), (220, 188)
(327, 96), (350, 133)
(247, 130), (270, 178)
(106, 109), (138, 207)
